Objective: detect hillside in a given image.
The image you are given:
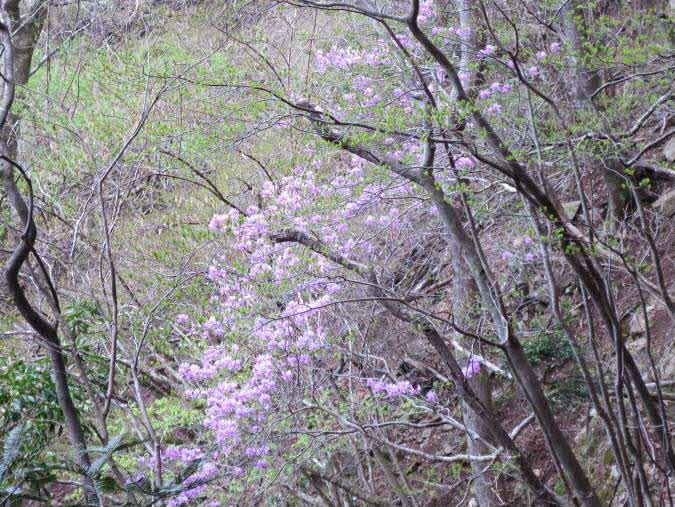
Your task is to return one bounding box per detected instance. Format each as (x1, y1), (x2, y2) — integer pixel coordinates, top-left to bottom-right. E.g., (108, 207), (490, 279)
(0, 1), (673, 505)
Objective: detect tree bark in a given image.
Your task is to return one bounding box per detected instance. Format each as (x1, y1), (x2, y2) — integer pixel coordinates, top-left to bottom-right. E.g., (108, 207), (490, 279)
(0, 2), (98, 504)
(560, 1), (600, 103)
(452, 246), (501, 506)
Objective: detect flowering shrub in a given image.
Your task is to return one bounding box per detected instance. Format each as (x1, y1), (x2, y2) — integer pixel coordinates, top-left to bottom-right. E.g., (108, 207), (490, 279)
(115, 1), (674, 505)
(162, 3), (580, 501)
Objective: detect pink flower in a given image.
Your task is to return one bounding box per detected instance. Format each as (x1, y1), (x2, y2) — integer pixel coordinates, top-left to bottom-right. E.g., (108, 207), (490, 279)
(455, 156), (476, 169)
(490, 81), (513, 94)
(366, 378), (420, 397)
(478, 45), (496, 59)
(417, 0), (436, 23)
(499, 82), (512, 93)
(463, 359), (482, 379)
(209, 214), (228, 231)
(451, 27), (472, 38)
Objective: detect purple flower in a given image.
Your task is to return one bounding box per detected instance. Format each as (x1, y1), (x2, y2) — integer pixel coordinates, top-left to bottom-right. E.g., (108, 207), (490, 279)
(536, 50), (547, 61)
(486, 103), (502, 114)
(524, 252), (536, 263)
(125, 474), (145, 486)
(527, 66), (540, 77)
(550, 42), (561, 54)
(501, 250), (514, 261)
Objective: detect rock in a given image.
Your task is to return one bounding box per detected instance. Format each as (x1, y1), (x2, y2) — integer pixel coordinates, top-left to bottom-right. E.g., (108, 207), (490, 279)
(652, 187), (675, 216)
(563, 201), (581, 220)
(626, 302), (656, 338)
(662, 353), (675, 379)
(441, 442), (456, 454)
(628, 338), (647, 352)
(663, 136), (675, 162)
(628, 311), (647, 335)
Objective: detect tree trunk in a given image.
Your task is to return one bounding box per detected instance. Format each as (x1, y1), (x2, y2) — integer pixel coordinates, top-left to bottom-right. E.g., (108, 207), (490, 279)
(0, 2), (98, 504)
(561, 1), (600, 103)
(452, 249), (501, 505)
(425, 184), (600, 506)
(462, 368), (501, 506)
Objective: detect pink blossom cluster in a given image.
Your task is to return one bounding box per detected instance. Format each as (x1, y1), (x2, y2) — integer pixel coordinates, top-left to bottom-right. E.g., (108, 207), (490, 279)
(136, 447), (219, 507)
(179, 290), (334, 475)
(478, 45), (497, 59)
(366, 378), (421, 397)
(478, 81), (513, 100)
(449, 26), (472, 38)
(166, 461), (219, 507)
(178, 346), (241, 381)
(417, 0), (436, 23)
(180, 116), (436, 496)
(315, 43), (391, 74)
(431, 25), (473, 38)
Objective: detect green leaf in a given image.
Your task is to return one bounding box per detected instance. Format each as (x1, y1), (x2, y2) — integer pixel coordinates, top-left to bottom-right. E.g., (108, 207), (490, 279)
(0, 424), (26, 484)
(87, 434), (142, 478)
